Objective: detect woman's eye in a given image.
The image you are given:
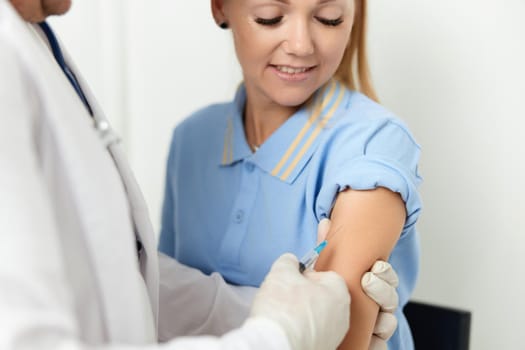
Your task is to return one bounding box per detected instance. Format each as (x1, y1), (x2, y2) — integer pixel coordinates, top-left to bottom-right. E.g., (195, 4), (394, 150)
(255, 16), (283, 26)
(315, 16), (344, 26)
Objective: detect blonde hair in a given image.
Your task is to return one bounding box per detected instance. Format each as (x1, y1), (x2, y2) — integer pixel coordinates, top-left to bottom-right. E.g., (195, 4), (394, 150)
(334, 0), (379, 102)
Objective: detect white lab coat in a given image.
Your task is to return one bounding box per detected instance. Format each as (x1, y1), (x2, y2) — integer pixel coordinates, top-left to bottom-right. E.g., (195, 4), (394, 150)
(0, 1), (289, 349)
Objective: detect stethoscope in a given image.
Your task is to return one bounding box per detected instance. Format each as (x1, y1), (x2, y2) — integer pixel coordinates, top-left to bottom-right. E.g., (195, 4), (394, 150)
(39, 22), (121, 149)
(38, 22), (142, 256)
(94, 119), (121, 148)
(39, 22), (93, 115)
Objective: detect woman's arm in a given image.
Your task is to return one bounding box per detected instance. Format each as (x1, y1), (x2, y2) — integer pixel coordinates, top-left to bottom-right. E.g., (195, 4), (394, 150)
(315, 187), (406, 349)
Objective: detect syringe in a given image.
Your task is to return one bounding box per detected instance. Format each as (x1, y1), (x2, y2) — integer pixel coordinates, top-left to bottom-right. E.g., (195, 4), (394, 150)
(298, 240), (328, 273)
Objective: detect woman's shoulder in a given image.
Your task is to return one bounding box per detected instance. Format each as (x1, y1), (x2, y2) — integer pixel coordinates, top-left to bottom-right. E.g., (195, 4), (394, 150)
(329, 90), (419, 150)
(174, 101), (232, 134)
(167, 101), (234, 156)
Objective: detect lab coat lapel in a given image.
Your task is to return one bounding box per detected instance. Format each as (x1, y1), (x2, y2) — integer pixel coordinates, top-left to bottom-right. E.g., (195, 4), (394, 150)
(106, 142), (160, 324)
(25, 21), (158, 341)
(62, 47), (160, 327)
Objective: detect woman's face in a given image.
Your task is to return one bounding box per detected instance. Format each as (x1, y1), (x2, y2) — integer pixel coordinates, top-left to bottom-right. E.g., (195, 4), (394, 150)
(214, 0), (355, 108)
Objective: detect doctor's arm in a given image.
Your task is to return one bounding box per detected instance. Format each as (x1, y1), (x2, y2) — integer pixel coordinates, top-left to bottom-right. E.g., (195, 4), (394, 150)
(158, 222), (400, 347)
(157, 252), (256, 340)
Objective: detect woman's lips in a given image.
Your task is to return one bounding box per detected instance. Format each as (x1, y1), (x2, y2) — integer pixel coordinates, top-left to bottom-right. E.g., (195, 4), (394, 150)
(270, 64), (317, 82)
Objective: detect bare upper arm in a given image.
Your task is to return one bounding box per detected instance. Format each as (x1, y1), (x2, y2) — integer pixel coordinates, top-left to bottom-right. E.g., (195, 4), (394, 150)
(315, 187), (406, 349)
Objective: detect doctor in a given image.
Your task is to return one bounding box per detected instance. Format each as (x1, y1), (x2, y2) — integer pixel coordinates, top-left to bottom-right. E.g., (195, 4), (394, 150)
(0, 0), (400, 349)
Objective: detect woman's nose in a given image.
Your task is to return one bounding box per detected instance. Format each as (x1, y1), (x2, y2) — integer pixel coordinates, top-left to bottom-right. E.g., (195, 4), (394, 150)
(282, 20), (315, 57)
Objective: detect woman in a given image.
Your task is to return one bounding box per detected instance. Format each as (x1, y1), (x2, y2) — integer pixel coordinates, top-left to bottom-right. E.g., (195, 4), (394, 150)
(159, 0), (422, 349)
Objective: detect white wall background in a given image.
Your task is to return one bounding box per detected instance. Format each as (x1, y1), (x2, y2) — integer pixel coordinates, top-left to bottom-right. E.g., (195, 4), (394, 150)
(367, 1), (525, 348)
(49, 1), (525, 349)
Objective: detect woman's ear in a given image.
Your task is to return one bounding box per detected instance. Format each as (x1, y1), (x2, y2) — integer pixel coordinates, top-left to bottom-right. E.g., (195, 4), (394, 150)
(211, 0), (228, 29)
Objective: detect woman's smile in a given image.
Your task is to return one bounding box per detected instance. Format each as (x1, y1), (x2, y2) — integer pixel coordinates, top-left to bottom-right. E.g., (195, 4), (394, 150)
(269, 64), (318, 82)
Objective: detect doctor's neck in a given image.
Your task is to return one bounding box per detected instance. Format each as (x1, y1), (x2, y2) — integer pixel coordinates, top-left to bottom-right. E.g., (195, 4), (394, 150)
(10, 0), (71, 23)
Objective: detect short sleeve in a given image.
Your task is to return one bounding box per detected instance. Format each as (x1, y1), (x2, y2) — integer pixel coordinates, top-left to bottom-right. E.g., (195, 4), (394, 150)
(315, 120), (423, 234)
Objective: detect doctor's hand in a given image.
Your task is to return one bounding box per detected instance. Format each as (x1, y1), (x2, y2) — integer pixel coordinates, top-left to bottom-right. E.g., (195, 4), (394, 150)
(249, 253), (350, 350)
(318, 218), (400, 350)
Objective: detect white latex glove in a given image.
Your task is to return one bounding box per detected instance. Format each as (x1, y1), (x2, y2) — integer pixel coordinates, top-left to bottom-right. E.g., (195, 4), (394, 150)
(317, 218), (400, 350)
(362, 261), (399, 350)
(249, 253), (350, 350)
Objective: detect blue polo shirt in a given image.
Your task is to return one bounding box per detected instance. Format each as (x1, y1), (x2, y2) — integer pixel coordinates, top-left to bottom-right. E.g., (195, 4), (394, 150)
(159, 80), (422, 350)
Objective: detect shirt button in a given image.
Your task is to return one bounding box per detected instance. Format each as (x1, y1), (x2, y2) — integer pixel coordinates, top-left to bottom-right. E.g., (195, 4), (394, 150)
(245, 162), (255, 173)
(234, 210), (244, 223)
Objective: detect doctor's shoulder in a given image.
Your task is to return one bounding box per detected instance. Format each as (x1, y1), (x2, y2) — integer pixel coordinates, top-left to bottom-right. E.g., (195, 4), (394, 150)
(0, 32), (40, 129)
(0, 14), (27, 86)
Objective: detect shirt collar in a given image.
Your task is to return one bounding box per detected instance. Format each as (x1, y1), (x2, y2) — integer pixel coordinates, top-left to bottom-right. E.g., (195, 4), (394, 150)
(220, 86), (253, 165)
(220, 79), (349, 184)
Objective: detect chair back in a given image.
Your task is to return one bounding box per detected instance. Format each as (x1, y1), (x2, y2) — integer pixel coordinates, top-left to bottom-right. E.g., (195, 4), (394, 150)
(404, 301), (471, 350)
